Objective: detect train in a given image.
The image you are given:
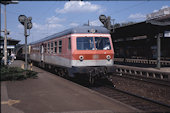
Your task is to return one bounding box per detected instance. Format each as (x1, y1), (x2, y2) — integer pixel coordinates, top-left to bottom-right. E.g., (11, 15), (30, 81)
(17, 26), (115, 84)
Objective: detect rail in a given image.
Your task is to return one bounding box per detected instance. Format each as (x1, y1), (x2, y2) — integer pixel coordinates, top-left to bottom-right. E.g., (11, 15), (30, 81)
(114, 64), (170, 81)
(91, 86), (170, 112)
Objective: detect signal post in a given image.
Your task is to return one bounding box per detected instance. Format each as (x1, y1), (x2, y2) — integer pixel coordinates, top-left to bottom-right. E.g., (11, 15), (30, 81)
(18, 15), (32, 70)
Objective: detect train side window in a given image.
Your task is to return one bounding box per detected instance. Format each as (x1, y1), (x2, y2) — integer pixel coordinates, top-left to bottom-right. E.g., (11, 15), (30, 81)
(58, 40), (62, 53)
(51, 42), (53, 53)
(48, 42), (50, 53)
(68, 38), (71, 50)
(54, 41), (57, 53)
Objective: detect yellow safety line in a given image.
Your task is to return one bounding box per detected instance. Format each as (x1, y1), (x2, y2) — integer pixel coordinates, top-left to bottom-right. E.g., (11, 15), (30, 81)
(1, 99), (20, 106)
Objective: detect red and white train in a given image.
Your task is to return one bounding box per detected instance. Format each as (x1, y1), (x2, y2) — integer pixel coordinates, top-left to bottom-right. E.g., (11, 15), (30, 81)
(29, 26), (114, 84)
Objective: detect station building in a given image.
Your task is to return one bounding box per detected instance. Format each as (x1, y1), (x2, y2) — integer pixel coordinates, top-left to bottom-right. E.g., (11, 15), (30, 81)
(0, 37), (20, 59)
(112, 7), (170, 63)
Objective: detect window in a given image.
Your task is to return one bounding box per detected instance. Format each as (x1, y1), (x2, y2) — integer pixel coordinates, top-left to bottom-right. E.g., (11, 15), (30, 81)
(77, 37), (94, 50)
(48, 42), (50, 53)
(54, 41), (57, 53)
(68, 38), (71, 50)
(95, 37), (111, 50)
(51, 42), (53, 53)
(58, 40), (62, 53)
(76, 37), (111, 50)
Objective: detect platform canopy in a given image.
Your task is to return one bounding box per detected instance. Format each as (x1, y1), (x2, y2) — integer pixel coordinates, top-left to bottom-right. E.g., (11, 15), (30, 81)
(112, 19), (170, 40)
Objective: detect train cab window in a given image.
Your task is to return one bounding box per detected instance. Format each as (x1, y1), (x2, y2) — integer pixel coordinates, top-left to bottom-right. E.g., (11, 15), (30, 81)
(68, 38), (71, 50)
(95, 37), (111, 50)
(54, 41), (57, 53)
(48, 42), (50, 53)
(58, 40), (62, 53)
(51, 42), (53, 53)
(77, 37), (94, 50)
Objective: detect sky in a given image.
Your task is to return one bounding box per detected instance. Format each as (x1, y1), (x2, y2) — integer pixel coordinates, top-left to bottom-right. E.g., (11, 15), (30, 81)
(1, 1), (170, 44)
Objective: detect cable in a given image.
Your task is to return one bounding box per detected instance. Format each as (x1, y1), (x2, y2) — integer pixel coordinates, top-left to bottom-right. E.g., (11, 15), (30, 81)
(109, 1), (147, 16)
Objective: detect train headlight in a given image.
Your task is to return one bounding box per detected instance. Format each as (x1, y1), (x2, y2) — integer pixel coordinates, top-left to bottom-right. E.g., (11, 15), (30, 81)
(106, 55), (111, 61)
(79, 55), (84, 61)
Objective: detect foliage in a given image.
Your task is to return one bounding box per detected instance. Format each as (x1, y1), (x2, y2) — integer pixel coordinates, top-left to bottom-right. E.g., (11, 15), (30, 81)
(0, 66), (38, 81)
(0, 36), (4, 39)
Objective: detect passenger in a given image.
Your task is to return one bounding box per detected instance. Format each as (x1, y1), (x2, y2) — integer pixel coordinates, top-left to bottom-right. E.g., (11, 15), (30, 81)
(11, 53), (16, 62)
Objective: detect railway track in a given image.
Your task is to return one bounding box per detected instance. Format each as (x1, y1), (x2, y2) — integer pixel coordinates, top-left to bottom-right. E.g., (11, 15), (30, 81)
(113, 73), (170, 87)
(91, 85), (170, 112)
(69, 75), (170, 112)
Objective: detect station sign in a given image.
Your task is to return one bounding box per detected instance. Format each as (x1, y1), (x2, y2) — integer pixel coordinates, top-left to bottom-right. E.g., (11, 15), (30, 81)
(164, 31), (170, 37)
(146, 7), (170, 20)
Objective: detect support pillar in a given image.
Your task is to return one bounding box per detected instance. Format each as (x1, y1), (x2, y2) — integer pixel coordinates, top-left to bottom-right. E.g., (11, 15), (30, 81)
(157, 33), (162, 69)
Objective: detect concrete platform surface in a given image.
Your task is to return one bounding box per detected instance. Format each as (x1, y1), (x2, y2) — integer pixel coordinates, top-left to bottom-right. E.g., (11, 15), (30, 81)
(2, 60), (141, 113)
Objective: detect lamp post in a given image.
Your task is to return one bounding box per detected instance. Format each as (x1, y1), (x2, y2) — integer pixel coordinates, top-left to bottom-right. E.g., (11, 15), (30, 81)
(1, 0), (18, 65)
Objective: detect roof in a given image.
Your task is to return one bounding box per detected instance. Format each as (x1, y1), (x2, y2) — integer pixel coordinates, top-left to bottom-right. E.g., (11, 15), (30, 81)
(0, 38), (20, 46)
(30, 26), (109, 45)
(112, 20), (170, 40)
(0, 37), (20, 42)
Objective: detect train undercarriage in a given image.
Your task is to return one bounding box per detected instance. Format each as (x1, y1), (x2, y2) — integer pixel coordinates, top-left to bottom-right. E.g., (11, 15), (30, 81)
(29, 60), (114, 85)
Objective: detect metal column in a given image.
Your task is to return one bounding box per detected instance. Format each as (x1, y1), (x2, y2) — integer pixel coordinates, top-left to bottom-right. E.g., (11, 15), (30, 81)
(157, 33), (161, 69)
(24, 20), (28, 70)
(4, 5), (7, 65)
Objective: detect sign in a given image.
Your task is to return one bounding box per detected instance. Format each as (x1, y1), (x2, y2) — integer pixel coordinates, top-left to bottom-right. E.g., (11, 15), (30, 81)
(164, 31), (170, 37)
(0, 45), (15, 49)
(146, 7), (170, 20)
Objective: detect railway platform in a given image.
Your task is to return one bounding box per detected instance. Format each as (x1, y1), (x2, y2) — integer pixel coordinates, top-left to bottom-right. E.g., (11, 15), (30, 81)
(1, 60), (141, 113)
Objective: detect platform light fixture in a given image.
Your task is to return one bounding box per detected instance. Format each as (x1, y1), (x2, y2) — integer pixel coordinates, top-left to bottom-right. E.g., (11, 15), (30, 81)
(0, 0), (19, 65)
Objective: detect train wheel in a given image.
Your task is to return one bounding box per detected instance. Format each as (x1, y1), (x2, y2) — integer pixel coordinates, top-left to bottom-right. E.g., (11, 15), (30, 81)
(54, 68), (58, 74)
(63, 68), (69, 78)
(89, 73), (95, 85)
(89, 77), (94, 85)
(60, 69), (65, 77)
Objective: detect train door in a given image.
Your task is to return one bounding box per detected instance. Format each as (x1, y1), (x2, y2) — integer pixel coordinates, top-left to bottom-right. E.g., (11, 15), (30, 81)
(40, 44), (44, 62)
(68, 37), (72, 67)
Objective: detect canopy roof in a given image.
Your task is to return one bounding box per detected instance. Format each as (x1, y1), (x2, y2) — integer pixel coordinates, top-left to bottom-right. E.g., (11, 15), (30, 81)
(112, 20), (170, 40)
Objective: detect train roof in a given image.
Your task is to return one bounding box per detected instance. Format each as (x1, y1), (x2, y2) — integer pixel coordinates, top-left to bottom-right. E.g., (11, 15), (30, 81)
(29, 26), (110, 45)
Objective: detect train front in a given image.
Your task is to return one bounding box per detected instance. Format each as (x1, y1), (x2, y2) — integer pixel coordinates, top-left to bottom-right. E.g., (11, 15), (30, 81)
(70, 26), (114, 83)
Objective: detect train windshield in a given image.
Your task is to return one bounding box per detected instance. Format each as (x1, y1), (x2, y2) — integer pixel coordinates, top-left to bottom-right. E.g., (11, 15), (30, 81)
(77, 37), (111, 50)
(77, 37), (94, 50)
(95, 37), (111, 50)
